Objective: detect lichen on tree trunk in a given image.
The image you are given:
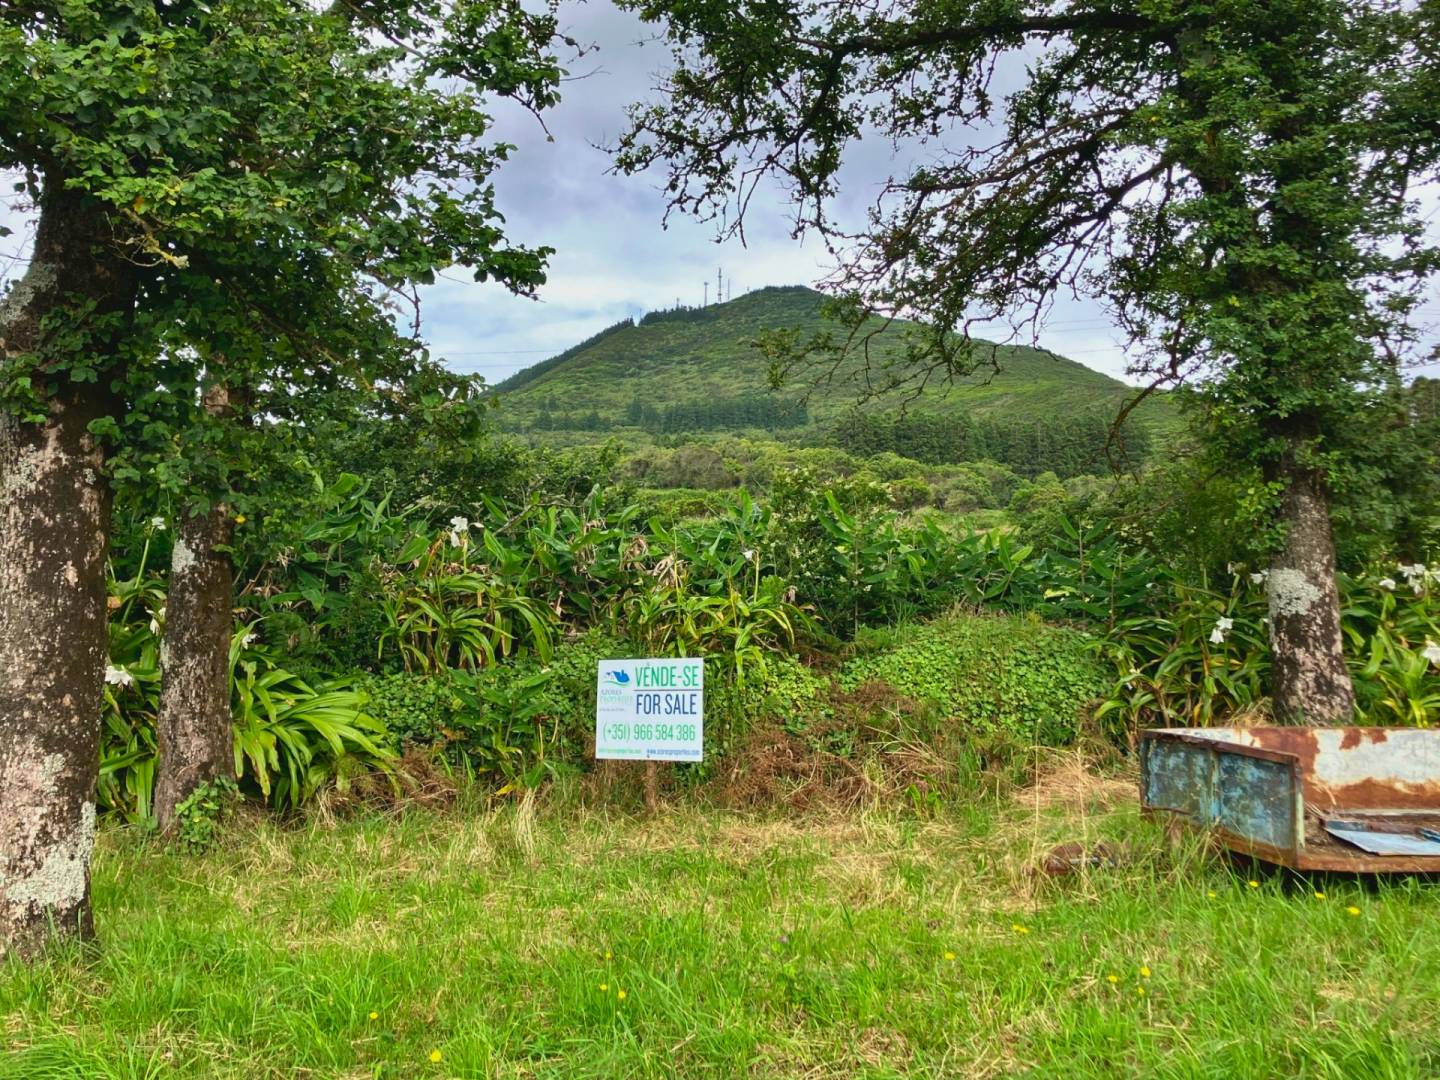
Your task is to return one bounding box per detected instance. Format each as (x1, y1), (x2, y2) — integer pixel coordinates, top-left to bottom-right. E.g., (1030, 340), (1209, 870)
(154, 496), (236, 831)
(1266, 464), (1357, 725)
(0, 183), (133, 957)
(0, 396), (111, 955)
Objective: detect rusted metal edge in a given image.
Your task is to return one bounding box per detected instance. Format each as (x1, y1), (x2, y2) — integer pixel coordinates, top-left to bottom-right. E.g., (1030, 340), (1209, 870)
(1144, 808), (1440, 873)
(1139, 729), (1298, 767)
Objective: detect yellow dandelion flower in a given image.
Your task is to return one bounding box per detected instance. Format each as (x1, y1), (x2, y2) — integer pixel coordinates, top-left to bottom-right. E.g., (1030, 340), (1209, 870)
(1314, 891), (1326, 900)
(368, 1011), (378, 1021)
(234, 514), (247, 525)
(944, 951), (956, 961)
(1106, 974), (1119, 984)
(617, 990), (628, 1001)
(1248, 880), (1260, 889)
(429, 1050), (442, 1063)
(1347, 906), (1361, 916)
(604, 951), (612, 960)
(1207, 890), (1217, 899)
(1139, 966), (1151, 979)
(1137, 986), (1146, 996)
(1011, 923), (1030, 934)
(599, 983), (608, 992)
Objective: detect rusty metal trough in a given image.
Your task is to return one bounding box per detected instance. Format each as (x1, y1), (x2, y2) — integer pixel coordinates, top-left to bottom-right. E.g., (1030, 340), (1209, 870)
(1140, 727), (1440, 872)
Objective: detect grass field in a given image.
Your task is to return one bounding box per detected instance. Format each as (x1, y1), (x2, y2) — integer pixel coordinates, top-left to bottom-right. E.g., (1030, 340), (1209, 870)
(2, 764), (1437, 1078)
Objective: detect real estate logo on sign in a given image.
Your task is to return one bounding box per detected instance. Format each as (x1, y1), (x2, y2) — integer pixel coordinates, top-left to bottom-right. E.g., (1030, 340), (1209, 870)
(595, 658), (704, 762)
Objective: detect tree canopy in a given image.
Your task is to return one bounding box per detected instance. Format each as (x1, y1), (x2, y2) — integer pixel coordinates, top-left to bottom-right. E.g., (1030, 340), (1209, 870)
(0, 0), (565, 954)
(613, 0), (1440, 722)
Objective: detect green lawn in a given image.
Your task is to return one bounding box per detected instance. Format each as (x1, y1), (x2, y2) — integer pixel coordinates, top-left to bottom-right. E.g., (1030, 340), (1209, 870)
(2, 768), (1436, 1078)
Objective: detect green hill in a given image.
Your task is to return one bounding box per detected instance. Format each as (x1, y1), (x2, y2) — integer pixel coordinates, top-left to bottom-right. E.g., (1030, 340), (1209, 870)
(491, 286), (1178, 467)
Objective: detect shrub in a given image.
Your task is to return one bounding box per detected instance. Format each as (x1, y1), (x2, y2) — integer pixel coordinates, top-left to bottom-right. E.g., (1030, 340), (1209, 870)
(837, 614), (1107, 745)
(173, 777), (240, 853)
(356, 671), (466, 751)
(1094, 563), (1440, 738)
(361, 630), (628, 779)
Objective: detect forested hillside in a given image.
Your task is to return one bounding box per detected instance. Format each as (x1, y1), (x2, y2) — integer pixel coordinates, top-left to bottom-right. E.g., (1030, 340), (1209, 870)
(493, 286), (1176, 464)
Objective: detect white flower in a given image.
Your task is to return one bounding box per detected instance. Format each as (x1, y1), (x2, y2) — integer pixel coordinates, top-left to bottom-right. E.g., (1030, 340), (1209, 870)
(448, 516), (470, 546)
(241, 631), (257, 648)
(742, 548), (755, 562)
(1209, 627), (1225, 645)
(1216, 617), (1234, 632)
(1378, 578), (1396, 591)
(149, 516), (166, 530)
(104, 665), (134, 688)
(1227, 563), (1236, 575)
(1424, 640), (1440, 667)
(149, 606), (165, 635)
(1249, 572), (1267, 585)
(1398, 562), (1426, 582)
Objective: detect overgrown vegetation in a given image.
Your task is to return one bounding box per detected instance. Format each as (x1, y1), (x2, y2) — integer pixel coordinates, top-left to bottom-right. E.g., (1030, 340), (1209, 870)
(94, 409), (1439, 825)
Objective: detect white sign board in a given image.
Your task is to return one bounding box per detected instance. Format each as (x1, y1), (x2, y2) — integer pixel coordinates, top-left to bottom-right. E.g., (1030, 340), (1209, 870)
(595, 658), (704, 762)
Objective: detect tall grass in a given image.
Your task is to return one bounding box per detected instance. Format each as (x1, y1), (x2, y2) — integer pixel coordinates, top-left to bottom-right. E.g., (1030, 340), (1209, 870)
(2, 776), (1436, 1078)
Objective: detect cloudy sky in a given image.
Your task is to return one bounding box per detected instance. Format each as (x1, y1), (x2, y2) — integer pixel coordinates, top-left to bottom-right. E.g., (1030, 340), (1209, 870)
(3, 4), (1435, 387)
(417, 4), (1166, 387)
(418, 3), (1439, 388)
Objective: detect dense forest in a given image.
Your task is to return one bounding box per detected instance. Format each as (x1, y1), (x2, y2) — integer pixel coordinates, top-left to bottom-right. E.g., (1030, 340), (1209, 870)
(832, 410), (1153, 479)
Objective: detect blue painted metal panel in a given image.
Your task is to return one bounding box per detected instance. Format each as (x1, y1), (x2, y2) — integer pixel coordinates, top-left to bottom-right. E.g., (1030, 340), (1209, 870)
(1214, 752), (1296, 850)
(1143, 740), (1214, 817)
(1141, 732), (1298, 853)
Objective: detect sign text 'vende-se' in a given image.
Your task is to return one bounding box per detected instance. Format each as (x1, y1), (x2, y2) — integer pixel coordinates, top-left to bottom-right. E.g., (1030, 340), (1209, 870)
(595, 658), (703, 762)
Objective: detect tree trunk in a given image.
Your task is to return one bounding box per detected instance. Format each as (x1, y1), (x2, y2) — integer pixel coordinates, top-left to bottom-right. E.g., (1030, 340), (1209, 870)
(0, 185), (132, 957)
(1266, 463), (1357, 724)
(153, 419), (236, 830)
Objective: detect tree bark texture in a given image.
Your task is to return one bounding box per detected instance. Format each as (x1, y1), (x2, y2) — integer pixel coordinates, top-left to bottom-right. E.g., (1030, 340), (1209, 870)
(153, 396), (236, 829)
(1266, 463), (1357, 725)
(0, 184), (133, 957)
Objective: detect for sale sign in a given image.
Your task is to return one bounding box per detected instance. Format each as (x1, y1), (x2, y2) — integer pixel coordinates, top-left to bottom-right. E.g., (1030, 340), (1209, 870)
(595, 658), (704, 761)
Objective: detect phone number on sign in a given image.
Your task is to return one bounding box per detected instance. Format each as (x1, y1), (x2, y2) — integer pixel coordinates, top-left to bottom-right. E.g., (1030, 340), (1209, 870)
(601, 723), (697, 743)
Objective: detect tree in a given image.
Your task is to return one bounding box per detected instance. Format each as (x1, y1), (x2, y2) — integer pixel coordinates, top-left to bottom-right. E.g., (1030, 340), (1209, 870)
(614, 0), (1440, 723)
(0, 0), (560, 954)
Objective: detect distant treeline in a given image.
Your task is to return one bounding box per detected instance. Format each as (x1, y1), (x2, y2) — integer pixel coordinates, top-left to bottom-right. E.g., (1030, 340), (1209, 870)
(638, 305), (724, 327)
(629, 394), (808, 433)
(529, 393), (809, 434)
(833, 411), (1152, 479)
(530, 408), (608, 431)
(492, 319), (634, 393)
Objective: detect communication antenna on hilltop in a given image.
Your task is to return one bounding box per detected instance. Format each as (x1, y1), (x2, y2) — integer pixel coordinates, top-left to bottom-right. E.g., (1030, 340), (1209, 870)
(703, 281), (709, 306)
(717, 267), (723, 305)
